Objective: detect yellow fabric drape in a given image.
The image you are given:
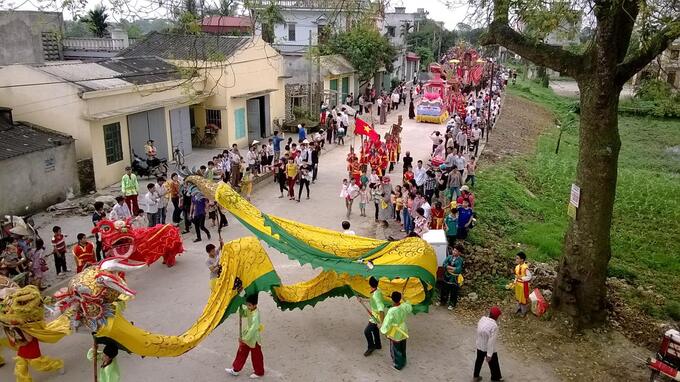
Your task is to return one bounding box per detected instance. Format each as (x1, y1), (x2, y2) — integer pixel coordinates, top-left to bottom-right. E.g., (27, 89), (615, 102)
(13, 355), (63, 382)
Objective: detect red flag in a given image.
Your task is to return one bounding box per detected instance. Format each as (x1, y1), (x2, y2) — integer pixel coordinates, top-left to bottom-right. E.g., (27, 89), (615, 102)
(354, 118), (380, 142)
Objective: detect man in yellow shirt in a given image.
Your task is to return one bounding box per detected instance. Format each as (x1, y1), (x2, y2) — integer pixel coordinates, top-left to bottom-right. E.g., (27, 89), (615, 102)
(380, 291), (412, 370)
(121, 166), (139, 214)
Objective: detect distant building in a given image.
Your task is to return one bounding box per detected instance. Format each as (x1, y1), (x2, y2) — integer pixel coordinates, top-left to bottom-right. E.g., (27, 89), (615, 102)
(201, 16), (252, 35)
(380, 6), (426, 86)
(247, 0), (366, 119)
(0, 56), (204, 189)
(0, 107), (78, 214)
(117, 33), (286, 149)
(0, 10), (64, 65)
(62, 29), (134, 60)
(633, 38), (680, 88)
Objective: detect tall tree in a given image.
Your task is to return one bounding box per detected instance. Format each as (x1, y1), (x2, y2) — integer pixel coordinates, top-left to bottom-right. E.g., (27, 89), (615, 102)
(320, 22), (396, 82)
(479, 0), (680, 327)
(253, 3), (283, 43)
(81, 5), (109, 38)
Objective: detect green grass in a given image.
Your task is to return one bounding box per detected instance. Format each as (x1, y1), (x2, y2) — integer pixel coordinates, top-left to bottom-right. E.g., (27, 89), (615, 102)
(474, 79), (680, 319)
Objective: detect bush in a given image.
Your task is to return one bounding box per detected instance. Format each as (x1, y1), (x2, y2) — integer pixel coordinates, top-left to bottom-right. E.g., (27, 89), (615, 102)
(666, 301), (680, 321)
(623, 79), (680, 118)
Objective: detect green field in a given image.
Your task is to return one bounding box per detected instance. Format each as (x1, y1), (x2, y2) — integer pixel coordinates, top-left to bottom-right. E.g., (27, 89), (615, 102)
(474, 80), (680, 320)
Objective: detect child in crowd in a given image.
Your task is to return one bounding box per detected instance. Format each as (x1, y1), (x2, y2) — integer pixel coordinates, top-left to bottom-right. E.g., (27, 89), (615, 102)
(51, 226), (69, 276)
(132, 209), (147, 228)
(30, 238), (49, 290)
(359, 185), (370, 217)
(431, 201), (445, 230)
(242, 167), (254, 201)
(206, 241), (222, 292)
(395, 191), (403, 223)
(208, 201), (219, 227)
(444, 208), (459, 246)
(341, 221), (355, 235)
(87, 343), (120, 382)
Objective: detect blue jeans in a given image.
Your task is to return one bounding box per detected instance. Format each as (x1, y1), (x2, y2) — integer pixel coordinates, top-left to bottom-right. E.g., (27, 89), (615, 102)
(450, 187), (460, 199)
(402, 209), (412, 232)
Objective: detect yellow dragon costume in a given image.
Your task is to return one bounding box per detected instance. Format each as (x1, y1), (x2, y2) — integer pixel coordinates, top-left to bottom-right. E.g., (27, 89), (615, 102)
(2, 176), (437, 367)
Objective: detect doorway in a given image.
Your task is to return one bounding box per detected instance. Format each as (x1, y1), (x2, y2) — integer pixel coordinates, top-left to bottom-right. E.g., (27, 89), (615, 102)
(127, 108), (168, 159)
(246, 95), (270, 143)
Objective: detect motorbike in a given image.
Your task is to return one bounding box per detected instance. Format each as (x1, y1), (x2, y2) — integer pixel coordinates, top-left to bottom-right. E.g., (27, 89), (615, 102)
(132, 152), (168, 178)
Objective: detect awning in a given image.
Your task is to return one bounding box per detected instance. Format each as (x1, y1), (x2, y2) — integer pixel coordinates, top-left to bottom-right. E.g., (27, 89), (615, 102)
(83, 94), (208, 121)
(230, 88), (278, 99)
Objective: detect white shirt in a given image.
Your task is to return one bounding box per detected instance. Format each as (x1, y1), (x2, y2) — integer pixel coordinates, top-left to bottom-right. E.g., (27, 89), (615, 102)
(143, 191), (159, 214)
(476, 316), (499, 355)
(422, 202), (431, 221)
(343, 229), (356, 235)
(453, 155), (466, 171)
(377, 98), (383, 106)
(341, 113), (349, 127)
(471, 128), (481, 141)
(391, 93), (400, 103)
(109, 203), (131, 221)
(246, 150), (257, 165)
(414, 167), (427, 186)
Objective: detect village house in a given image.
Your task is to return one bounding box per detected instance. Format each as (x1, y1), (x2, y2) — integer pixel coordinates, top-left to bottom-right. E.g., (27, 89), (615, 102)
(633, 38), (680, 88)
(0, 107), (78, 215)
(0, 56), (205, 190)
(380, 7), (424, 85)
(116, 32), (286, 148)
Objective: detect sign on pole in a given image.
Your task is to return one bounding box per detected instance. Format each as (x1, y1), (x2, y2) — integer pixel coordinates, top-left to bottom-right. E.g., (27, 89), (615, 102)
(567, 184), (580, 219)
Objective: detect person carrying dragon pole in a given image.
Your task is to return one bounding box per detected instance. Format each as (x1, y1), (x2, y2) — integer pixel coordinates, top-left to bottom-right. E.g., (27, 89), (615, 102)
(362, 276), (386, 357)
(380, 290), (413, 371)
(225, 293), (265, 379)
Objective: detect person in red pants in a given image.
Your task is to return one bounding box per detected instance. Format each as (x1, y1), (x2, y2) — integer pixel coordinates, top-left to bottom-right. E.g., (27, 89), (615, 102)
(226, 293), (265, 378)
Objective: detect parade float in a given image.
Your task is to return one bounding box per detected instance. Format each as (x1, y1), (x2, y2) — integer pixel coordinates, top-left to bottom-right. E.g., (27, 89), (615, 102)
(441, 45), (487, 119)
(0, 174), (436, 380)
(416, 63), (451, 124)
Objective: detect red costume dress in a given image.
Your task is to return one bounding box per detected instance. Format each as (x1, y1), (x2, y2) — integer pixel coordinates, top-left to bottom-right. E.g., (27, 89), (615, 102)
(72, 242), (96, 273)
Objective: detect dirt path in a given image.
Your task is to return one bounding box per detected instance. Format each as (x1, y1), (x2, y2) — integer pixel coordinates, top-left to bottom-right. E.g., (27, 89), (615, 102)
(481, 94), (555, 164)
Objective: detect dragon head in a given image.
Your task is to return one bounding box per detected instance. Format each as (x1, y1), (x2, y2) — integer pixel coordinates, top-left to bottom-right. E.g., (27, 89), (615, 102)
(54, 257), (145, 331)
(93, 219), (135, 258)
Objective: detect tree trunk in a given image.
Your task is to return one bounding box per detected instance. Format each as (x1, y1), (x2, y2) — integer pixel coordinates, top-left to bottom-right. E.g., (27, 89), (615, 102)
(552, 76), (622, 328)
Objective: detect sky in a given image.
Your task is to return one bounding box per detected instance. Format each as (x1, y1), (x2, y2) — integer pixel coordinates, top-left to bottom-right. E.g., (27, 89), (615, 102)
(401, 0), (470, 30)
(9, 0), (470, 30)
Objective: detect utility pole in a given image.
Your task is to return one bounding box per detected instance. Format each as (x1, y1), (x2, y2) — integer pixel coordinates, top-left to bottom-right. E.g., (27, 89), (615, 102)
(308, 30), (313, 117)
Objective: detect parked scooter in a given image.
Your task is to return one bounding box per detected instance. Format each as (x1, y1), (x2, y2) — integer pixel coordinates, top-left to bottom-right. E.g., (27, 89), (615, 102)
(132, 152), (168, 178)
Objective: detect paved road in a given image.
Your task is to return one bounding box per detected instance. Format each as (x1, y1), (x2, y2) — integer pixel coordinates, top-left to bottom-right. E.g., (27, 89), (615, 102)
(1, 107), (558, 382)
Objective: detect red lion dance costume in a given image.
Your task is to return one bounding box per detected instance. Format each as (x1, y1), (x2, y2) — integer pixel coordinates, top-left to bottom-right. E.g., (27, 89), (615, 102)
(92, 219), (184, 267)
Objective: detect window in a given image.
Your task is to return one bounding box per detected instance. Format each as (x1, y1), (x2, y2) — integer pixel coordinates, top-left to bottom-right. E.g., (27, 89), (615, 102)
(670, 49), (680, 60)
(103, 122), (123, 165)
(288, 22), (296, 41)
(206, 109), (222, 128)
(668, 71), (677, 86)
(387, 26), (396, 37)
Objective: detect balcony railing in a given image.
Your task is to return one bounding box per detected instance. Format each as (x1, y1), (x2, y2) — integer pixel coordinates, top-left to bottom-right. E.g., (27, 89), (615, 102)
(63, 38), (130, 51)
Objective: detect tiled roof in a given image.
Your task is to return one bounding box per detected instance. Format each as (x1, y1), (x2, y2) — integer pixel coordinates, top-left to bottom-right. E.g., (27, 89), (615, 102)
(0, 112), (74, 161)
(201, 16), (251, 28)
(116, 32), (250, 61)
(319, 54), (355, 76)
(33, 57), (181, 92)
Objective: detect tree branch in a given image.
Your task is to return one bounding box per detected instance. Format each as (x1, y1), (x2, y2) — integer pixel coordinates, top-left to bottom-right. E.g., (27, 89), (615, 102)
(616, 20), (680, 84)
(483, 20), (585, 79)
